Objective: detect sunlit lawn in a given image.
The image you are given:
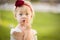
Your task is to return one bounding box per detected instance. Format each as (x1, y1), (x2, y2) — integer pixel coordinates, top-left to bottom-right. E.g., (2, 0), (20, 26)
(0, 10), (60, 40)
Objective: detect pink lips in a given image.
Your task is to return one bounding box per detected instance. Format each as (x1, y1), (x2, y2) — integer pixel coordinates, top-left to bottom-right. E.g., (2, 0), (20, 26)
(23, 20), (25, 22)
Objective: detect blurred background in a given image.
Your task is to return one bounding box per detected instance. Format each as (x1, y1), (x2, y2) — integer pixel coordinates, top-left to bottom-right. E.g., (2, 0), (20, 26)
(0, 0), (60, 40)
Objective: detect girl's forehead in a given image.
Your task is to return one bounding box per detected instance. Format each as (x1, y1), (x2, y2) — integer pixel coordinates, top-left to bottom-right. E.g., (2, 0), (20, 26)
(16, 5), (31, 14)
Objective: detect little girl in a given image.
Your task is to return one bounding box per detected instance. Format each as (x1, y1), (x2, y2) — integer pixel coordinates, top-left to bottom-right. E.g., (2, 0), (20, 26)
(10, 0), (37, 40)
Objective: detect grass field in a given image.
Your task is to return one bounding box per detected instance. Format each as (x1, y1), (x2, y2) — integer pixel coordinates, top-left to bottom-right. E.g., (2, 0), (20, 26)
(0, 10), (60, 40)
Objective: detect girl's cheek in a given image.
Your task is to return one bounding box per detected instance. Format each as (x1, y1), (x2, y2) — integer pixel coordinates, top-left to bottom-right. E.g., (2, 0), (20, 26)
(16, 15), (21, 22)
(28, 15), (31, 20)
(27, 16), (31, 22)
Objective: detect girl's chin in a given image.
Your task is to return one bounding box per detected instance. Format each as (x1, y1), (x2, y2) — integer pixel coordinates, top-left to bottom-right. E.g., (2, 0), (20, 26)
(20, 22), (26, 25)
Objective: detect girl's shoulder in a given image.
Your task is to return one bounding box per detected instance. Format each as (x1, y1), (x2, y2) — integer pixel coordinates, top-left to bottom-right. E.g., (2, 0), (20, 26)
(31, 29), (37, 35)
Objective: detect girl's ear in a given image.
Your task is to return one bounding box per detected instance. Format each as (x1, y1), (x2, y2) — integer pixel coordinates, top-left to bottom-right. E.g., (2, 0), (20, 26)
(15, 14), (16, 17)
(14, 13), (17, 19)
(31, 15), (32, 18)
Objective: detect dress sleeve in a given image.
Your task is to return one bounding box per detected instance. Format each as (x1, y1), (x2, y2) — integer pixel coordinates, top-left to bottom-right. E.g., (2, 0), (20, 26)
(33, 34), (37, 40)
(10, 27), (22, 35)
(32, 30), (37, 40)
(10, 27), (22, 40)
(10, 28), (15, 35)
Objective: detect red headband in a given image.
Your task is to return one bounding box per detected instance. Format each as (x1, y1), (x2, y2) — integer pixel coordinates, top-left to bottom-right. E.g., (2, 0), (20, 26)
(15, 0), (32, 12)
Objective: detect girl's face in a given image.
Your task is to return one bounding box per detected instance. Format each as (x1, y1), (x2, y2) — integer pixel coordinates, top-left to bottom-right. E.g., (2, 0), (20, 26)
(15, 6), (32, 25)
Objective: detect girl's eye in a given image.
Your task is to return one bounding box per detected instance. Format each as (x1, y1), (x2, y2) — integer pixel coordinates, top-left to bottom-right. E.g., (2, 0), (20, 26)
(26, 13), (28, 16)
(19, 13), (22, 16)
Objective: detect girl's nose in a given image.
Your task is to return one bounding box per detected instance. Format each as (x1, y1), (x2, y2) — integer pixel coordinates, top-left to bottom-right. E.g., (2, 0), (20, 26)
(22, 15), (27, 19)
(22, 15), (26, 18)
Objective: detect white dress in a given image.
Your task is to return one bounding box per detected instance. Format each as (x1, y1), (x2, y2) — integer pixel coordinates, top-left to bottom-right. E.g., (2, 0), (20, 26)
(10, 25), (37, 40)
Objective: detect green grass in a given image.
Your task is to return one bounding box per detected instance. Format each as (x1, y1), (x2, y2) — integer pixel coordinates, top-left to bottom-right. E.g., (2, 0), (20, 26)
(0, 10), (60, 40)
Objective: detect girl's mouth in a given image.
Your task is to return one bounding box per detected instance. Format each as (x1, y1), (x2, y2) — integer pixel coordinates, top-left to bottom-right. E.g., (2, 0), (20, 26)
(23, 20), (25, 22)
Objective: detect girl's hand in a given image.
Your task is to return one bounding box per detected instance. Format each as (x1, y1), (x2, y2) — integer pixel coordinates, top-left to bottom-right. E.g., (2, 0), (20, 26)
(24, 29), (33, 40)
(13, 31), (24, 40)
(20, 19), (31, 29)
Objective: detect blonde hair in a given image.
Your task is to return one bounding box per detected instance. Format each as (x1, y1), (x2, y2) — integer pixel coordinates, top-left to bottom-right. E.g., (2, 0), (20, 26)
(14, 1), (34, 17)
